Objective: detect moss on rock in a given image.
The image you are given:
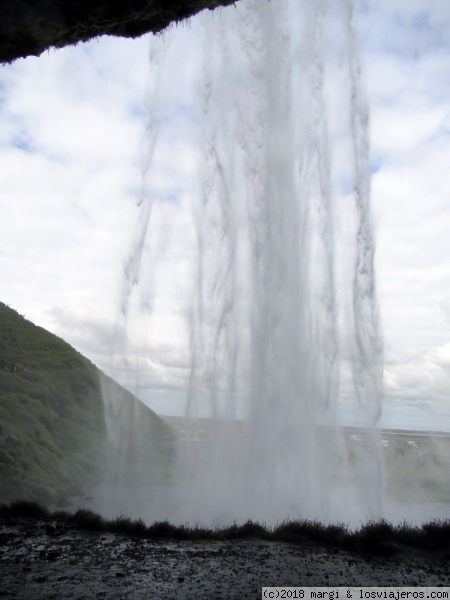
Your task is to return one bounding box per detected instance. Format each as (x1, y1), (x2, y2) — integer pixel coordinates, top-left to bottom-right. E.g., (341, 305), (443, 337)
(0, 302), (176, 505)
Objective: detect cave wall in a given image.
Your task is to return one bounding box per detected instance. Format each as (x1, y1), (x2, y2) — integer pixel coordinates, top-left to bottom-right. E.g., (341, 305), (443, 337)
(0, 0), (238, 63)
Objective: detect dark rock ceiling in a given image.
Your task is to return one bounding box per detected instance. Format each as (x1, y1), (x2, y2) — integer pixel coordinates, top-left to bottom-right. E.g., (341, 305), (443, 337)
(0, 0), (238, 63)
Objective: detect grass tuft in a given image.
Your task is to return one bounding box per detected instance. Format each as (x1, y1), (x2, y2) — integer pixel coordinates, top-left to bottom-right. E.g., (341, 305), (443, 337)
(6, 500), (50, 520)
(146, 520), (189, 539)
(231, 520), (269, 539)
(1, 500), (450, 553)
(421, 519), (450, 548)
(272, 518), (349, 546)
(110, 516), (148, 537)
(394, 520), (423, 546)
(70, 508), (105, 531)
(355, 519), (394, 552)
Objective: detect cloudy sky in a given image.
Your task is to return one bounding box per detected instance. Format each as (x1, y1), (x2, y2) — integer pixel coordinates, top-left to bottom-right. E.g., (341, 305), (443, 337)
(1, 0), (449, 430)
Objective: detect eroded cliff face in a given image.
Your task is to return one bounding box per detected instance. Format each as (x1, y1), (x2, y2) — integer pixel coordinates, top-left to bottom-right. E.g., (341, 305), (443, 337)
(0, 0), (237, 63)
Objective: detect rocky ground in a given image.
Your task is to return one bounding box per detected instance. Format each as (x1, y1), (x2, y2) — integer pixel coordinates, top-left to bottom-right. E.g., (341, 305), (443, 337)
(0, 517), (449, 599)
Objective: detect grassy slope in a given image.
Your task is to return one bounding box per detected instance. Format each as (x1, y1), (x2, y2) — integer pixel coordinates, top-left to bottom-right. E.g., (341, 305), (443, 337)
(0, 302), (175, 504)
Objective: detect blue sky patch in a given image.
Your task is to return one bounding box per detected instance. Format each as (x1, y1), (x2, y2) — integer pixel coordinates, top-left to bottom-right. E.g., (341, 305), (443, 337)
(12, 131), (36, 153)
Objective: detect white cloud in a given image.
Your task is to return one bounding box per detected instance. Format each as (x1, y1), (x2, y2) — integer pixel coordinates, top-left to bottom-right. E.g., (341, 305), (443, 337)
(361, 4), (450, 417)
(48, 301), (124, 358)
(0, 36), (148, 342)
(440, 297), (450, 323)
(383, 343), (450, 415)
(1, 1), (450, 429)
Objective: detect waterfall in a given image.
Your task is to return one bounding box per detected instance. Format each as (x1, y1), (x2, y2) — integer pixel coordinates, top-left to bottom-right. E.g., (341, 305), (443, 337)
(118, 0), (383, 526)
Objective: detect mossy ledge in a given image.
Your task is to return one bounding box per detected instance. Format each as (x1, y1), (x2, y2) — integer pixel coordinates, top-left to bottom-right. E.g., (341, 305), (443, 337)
(2, 500), (450, 554)
(0, 0), (238, 64)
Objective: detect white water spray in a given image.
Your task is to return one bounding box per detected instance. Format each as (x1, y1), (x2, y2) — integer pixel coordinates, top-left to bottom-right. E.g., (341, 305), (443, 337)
(117, 0), (383, 526)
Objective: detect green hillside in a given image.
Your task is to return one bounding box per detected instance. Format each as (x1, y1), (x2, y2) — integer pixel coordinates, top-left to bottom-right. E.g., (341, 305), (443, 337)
(0, 302), (175, 505)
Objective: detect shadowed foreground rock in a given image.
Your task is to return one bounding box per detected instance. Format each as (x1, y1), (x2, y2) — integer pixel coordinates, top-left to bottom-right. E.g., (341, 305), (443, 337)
(1, 517), (449, 599)
(0, 0), (237, 63)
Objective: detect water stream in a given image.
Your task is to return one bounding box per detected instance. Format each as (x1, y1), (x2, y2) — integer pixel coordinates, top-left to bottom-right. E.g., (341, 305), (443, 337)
(111, 0), (384, 527)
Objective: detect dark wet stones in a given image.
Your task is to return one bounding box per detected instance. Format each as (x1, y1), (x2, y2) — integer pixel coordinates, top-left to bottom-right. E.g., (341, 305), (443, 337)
(1, 516), (450, 598)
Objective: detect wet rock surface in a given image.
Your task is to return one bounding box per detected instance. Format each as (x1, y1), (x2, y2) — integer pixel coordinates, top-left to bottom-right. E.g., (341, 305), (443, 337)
(0, 0), (237, 64)
(0, 517), (449, 599)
